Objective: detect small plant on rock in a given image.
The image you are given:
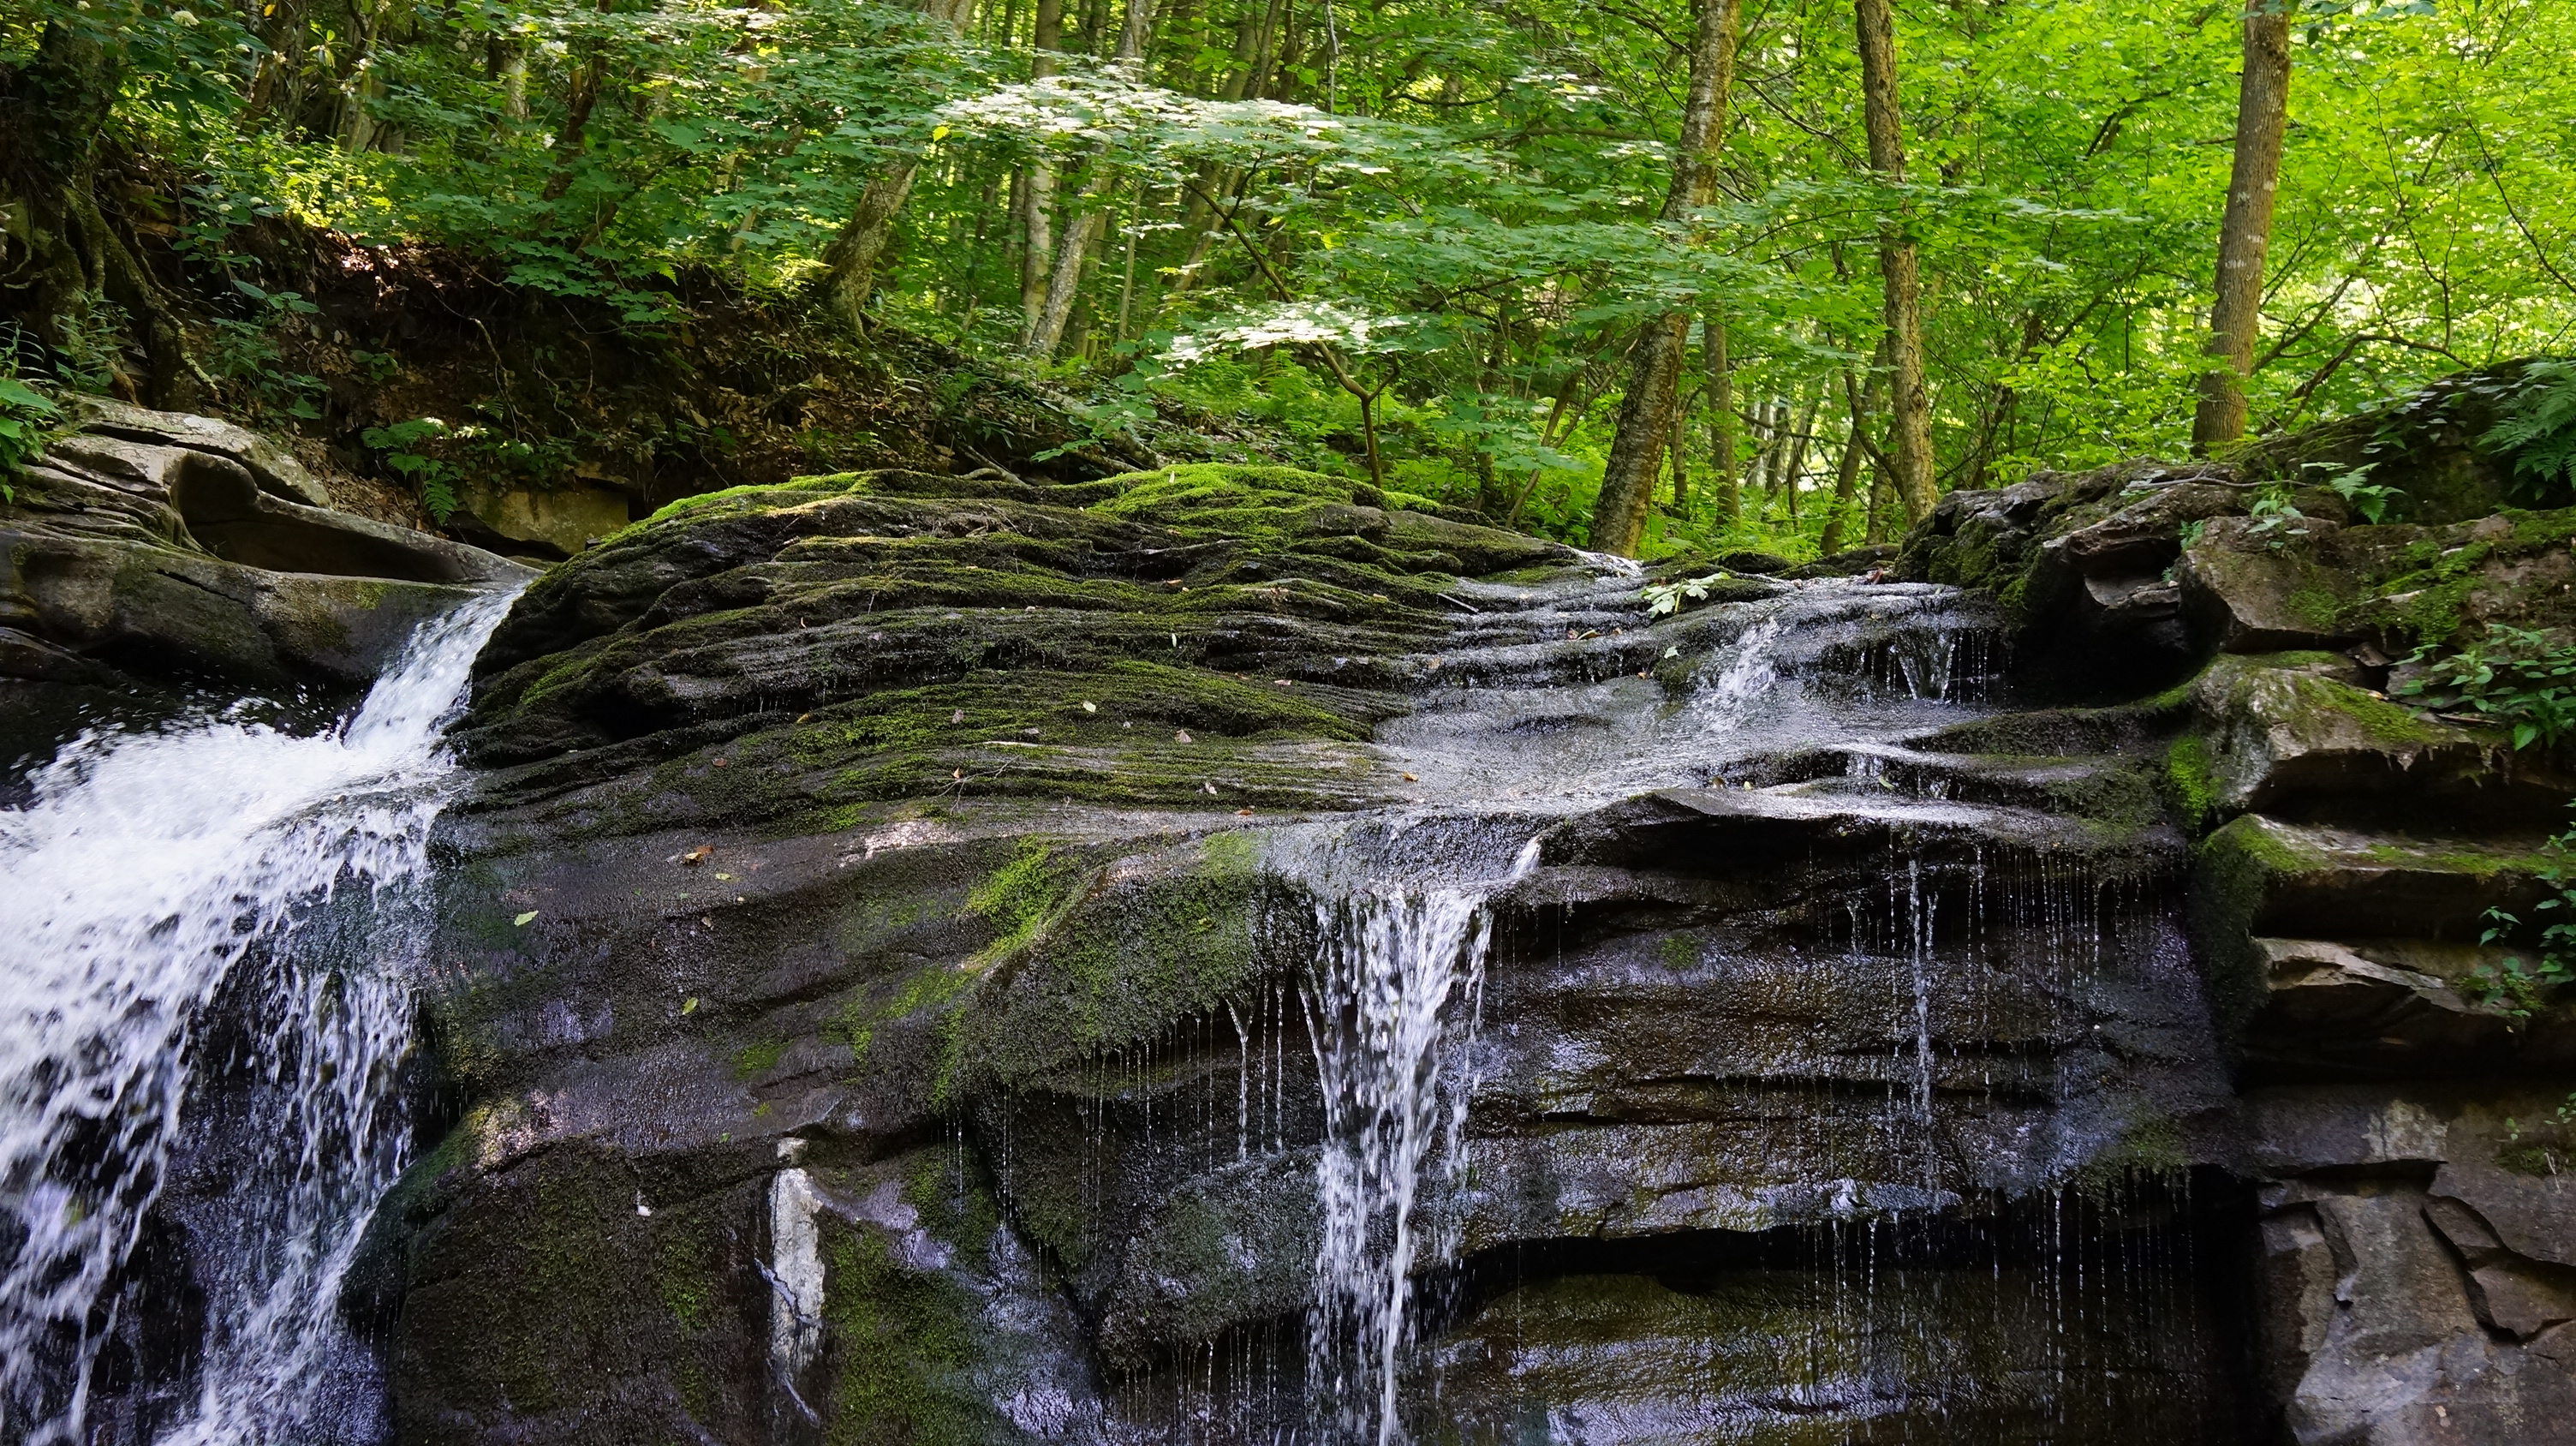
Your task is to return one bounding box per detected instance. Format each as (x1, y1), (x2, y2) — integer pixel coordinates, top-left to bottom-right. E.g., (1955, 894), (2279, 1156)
(2394, 623), (2576, 751)
(2302, 460), (2405, 523)
(2242, 486), (2307, 551)
(1642, 572), (1735, 617)
(2472, 810), (2576, 1024)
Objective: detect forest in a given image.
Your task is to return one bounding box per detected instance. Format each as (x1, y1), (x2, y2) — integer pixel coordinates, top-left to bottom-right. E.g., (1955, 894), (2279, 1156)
(3, 0), (2573, 557)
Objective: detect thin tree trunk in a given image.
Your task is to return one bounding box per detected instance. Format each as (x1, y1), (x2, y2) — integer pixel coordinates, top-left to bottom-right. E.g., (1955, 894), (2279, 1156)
(1819, 338), (1890, 555)
(539, 1), (613, 203)
(1667, 397), (1691, 515)
(1705, 314), (1738, 523)
(1780, 390), (1822, 519)
(498, 42), (528, 121)
(1016, 0), (1066, 341)
(1027, 0), (1154, 357)
(1854, 0), (1935, 525)
(1588, 0), (1742, 555)
(1758, 399), (1787, 504)
(2191, 1), (2293, 452)
(817, 0), (978, 330)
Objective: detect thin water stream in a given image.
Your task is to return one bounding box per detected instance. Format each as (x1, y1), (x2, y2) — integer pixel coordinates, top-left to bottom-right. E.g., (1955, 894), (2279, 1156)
(1302, 840), (1539, 1446)
(0, 591), (517, 1446)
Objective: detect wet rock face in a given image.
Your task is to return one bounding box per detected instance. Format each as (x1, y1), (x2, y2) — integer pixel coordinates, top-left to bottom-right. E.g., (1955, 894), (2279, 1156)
(1905, 401), (2576, 1442)
(0, 399), (528, 762)
(224, 394), (2556, 1446)
(380, 458), (2266, 1446)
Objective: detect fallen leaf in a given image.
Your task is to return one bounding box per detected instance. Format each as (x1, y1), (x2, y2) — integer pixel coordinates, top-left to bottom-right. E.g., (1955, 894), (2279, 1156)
(1235, 808), (1254, 816)
(796, 713), (812, 723)
(1403, 773), (1418, 782)
(1082, 700), (1098, 712)
(514, 910), (539, 927)
(683, 845), (713, 865)
(713, 872), (733, 881)
(682, 997), (701, 1014)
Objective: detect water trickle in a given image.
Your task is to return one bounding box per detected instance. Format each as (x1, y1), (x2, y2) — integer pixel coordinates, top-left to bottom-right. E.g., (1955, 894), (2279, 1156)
(1302, 839), (1536, 1446)
(0, 591), (518, 1446)
(1698, 611), (1788, 726)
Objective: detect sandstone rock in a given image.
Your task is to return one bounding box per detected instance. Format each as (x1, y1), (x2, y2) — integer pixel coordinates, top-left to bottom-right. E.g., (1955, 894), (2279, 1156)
(72, 393), (336, 507)
(456, 475), (635, 559)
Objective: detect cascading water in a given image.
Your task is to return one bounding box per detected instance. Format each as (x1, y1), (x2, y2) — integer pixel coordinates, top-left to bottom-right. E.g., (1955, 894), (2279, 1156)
(1301, 840), (1537, 1446)
(0, 590), (518, 1446)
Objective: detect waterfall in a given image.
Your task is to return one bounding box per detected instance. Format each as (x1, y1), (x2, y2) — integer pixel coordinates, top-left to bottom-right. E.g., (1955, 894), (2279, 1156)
(0, 590), (518, 1446)
(1302, 839), (1536, 1446)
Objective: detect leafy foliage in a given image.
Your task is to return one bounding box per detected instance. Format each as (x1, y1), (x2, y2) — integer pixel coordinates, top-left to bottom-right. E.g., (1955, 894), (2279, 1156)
(2394, 624), (2576, 752)
(11, 0), (2576, 550)
(0, 368), (62, 504)
(2483, 360), (2576, 505)
(2305, 461), (2404, 523)
(360, 418), (463, 523)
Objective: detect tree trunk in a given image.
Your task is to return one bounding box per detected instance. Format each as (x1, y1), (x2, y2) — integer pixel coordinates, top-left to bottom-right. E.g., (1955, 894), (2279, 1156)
(2191, 1), (2293, 453)
(3, 19), (202, 407)
(1854, 0), (1936, 525)
(1819, 338), (1890, 555)
(1667, 398), (1690, 514)
(1705, 314), (1738, 523)
(1781, 390), (1822, 519)
(1758, 398), (1787, 505)
(1026, 0), (1153, 357)
(1587, 0), (1742, 556)
(538, 45), (606, 202)
(815, 0), (979, 330)
(1016, 0), (1066, 343)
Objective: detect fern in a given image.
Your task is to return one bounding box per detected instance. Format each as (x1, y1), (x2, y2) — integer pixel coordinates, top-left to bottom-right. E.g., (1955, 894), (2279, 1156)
(2483, 359), (2576, 504)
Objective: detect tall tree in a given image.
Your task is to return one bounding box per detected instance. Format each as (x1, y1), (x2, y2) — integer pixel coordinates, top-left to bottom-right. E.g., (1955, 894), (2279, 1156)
(1586, 0), (1742, 556)
(1704, 314), (1739, 524)
(1819, 338), (1890, 555)
(1017, 0), (1066, 345)
(1853, 0), (1935, 525)
(817, 0), (979, 331)
(1026, 0), (1155, 357)
(2191, 0), (2294, 452)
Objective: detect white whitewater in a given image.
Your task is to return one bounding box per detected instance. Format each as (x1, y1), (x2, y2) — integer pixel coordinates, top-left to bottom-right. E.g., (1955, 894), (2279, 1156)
(0, 590), (516, 1446)
(1303, 839), (1537, 1446)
